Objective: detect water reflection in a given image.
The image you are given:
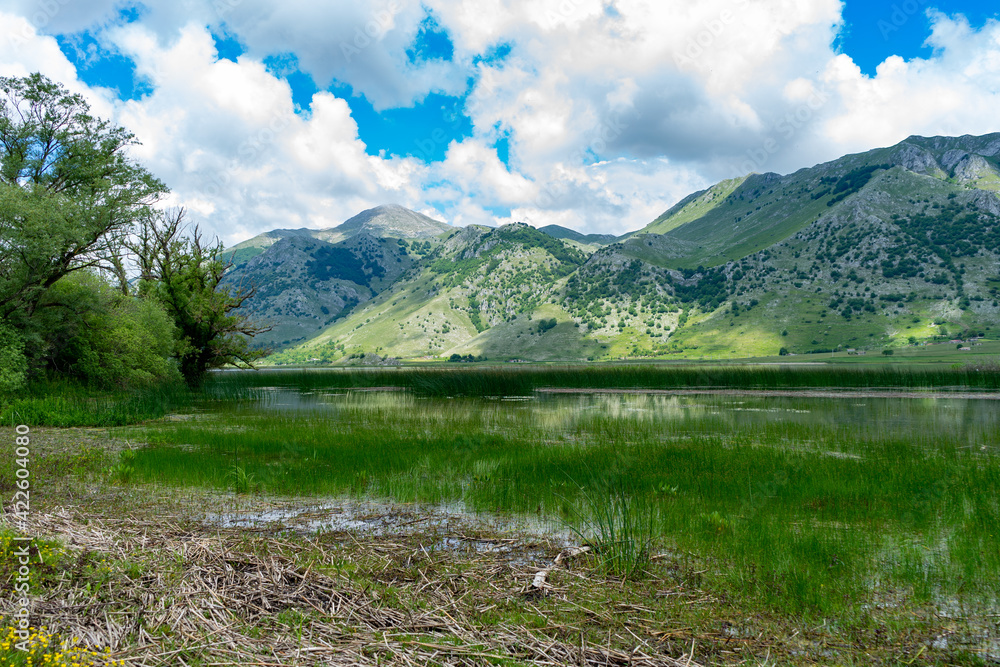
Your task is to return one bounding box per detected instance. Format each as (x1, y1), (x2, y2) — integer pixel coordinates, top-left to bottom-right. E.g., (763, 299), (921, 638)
(229, 387), (1000, 447)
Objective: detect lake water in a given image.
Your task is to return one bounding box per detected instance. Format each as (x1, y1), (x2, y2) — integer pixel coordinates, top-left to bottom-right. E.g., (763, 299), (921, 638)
(232, 387), (1000, 449)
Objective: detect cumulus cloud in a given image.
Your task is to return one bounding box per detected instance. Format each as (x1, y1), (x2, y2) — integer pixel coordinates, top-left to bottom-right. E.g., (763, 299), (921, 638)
(107, 22), (433, 244)
(128, 0), (469, 110)
(818, 12), (1000, 153)
(3, 1), (1000, 240)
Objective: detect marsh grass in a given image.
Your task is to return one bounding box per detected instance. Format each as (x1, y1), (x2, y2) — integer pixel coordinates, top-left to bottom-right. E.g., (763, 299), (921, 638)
(210, 364), (1000, 398)
(119, 388), (1000, 622)
(1, 380), (190, 427)
(227, 465), (257, 495)
(563, 476), (657, 579)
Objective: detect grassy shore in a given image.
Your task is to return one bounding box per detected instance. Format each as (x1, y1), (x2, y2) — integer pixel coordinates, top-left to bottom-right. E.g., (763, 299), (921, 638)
(1, 427), (997, 666)
(2, 366), (999, 665)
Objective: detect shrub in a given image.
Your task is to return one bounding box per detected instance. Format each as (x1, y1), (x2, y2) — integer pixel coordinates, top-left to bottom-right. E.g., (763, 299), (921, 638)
(0, 321), (27, 393)
(537, 318), (557, 334)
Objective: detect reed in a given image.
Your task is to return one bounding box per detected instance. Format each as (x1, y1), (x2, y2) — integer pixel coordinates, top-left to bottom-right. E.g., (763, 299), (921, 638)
(205, 363), (1000, 398)
(1, 381), (190, 427)
(120, 388), (1000, 619)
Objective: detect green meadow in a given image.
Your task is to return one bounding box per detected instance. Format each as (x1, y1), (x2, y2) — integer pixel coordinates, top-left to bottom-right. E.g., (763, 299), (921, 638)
(114, 369), (1000, 625)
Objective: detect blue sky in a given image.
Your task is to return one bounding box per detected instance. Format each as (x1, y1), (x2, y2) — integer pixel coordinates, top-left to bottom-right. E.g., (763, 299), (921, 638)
(839, 0), (997, 73)
(59, 7), (479, 164)
(3, 0), (999, 242)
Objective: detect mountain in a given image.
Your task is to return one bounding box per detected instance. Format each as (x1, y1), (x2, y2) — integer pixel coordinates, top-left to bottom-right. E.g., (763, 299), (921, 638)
(250, 133), (1000, 363)
(222, 205), (451, 349)
(267, 223), (601, 361)
(538, 225), (618, 246)
(227, 204), (451, 267)
(326, 204), (453, 241)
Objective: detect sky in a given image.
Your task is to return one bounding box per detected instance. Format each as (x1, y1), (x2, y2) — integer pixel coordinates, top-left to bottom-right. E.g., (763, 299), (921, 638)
(2, 0), (1000, 245)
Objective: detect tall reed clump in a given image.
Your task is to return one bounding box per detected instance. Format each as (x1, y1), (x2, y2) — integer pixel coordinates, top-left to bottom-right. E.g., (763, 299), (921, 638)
(563, 477), (657, 579)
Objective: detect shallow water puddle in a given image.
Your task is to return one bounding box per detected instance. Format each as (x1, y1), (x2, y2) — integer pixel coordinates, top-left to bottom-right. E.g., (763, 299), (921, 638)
(202, 497), (575, 555)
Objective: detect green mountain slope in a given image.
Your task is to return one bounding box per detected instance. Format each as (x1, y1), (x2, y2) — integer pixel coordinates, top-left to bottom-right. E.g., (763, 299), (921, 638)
(639, 175), (749, 236)
(223, 232), (414, 349)
(267, 223), (607, 362)
(658, 168), (1000, 357)
(254, 133), (1000, 363)
(621, 133), (1000, 270)
(538, 224), (617, 245)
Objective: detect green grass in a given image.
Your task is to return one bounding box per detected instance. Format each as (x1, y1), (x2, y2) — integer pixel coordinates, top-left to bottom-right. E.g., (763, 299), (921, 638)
(205, 363), (1000, 399)
(120, 384), (1000, 623)
(0, 380), (190, 427)
(640, 176), (750, 236)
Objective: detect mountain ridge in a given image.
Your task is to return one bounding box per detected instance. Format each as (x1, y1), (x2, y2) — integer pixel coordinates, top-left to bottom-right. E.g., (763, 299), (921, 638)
(227, 204), (452, 267)
(231, 132), (1000, 362)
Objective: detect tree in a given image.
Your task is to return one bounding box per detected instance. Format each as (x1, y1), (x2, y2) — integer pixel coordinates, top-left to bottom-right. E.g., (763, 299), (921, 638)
(133, 209), (269, 386)
(24, 271), (181, 389)
(0, 319), (27, 392)
(0, 73), (166, 318)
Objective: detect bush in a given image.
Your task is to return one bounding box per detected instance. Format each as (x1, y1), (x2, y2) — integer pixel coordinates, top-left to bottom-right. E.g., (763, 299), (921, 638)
(779, 347), (789, 356)
(882, 349), (894, 356)
(0, 321), (27, 392)
(537, 318), (557, 334)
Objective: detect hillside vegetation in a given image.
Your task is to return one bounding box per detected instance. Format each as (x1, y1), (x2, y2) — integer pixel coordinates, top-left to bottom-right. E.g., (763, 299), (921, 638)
(243, 134), (1000, 364)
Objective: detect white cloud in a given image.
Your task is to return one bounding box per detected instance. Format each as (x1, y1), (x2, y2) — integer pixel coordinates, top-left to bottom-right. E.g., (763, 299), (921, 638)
(128, 0), (469, 110)
(818, 12), (1000, 154)
(107, 22), (429, 245)
(3, 2), (1000, 241)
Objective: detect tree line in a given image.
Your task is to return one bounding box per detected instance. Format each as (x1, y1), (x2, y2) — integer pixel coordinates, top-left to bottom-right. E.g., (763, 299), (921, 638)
(0, 74), (267, 392)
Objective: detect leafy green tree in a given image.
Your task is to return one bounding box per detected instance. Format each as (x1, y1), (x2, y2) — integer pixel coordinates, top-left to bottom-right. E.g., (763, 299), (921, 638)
(0, 73), (166, 318)
(133, 209), (269, 386)
(23, 272), (181, 389)
(0, 319), (27, 392)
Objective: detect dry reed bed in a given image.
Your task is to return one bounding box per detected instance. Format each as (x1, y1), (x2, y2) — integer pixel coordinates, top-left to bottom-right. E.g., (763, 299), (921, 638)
(5, 508), (700, 666)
